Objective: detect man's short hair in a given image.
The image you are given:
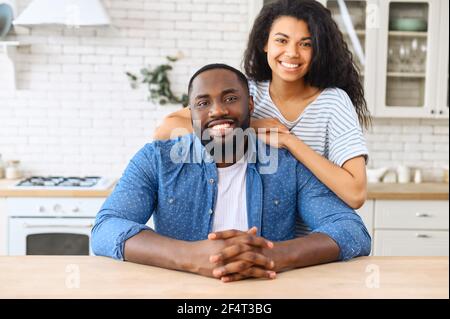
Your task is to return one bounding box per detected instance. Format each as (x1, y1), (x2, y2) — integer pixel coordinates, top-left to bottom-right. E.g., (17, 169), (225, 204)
(187, 64), (249, 102)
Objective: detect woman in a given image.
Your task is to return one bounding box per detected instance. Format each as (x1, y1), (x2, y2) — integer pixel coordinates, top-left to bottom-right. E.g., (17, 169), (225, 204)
(153, 0), (371, 221)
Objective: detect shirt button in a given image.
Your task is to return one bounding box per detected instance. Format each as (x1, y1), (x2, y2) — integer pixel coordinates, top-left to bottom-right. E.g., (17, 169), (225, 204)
(209, 178), (215, 184)
(274, 200), (280, 206)
(208, 209), (213, 215)
(168, 198), (174, 204)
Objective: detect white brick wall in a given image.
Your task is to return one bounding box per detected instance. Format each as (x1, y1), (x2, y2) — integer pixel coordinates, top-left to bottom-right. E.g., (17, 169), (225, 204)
(0, 0), (448, 182)
(366, 119), (449, 182)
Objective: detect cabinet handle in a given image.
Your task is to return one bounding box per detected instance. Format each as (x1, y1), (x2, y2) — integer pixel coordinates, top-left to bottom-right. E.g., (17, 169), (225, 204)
(415, 233), (431, 238)
(439, 110), (444, 115)
(415, 213), (431, 218)
(431, 110), (435, 114)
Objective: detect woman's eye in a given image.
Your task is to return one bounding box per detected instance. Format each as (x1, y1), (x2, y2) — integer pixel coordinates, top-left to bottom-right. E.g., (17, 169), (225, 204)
(275, 38), (287, 44)
(301, 42), (312, 47)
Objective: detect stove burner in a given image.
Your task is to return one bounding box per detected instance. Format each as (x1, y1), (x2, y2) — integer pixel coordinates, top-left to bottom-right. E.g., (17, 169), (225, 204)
(16, 176), (102, 188)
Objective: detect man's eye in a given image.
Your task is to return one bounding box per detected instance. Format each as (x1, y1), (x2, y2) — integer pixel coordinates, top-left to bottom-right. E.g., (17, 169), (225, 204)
(197, 101), (209, 108)
(225, 96), (237, 103)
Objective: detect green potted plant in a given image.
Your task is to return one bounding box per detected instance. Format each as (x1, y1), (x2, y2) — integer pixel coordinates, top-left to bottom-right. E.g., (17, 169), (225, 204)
(126, 55), (188, 108)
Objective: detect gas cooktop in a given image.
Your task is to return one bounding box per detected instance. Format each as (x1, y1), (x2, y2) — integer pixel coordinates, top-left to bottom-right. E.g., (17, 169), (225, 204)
(12, 176), (114, 190)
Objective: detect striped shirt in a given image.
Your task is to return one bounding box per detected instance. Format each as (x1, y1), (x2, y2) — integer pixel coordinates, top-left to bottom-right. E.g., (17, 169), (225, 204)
(249, 80), (369, 236)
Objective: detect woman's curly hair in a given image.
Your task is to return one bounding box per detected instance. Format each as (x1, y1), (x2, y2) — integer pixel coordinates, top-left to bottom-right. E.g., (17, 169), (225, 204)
(243, 0), (372, 129)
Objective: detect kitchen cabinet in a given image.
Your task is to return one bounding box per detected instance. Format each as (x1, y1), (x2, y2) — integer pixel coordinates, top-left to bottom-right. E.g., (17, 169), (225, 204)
(374, 230), (448, 256)
(0, 198), (6, 255)
(373, 200), (449, 256)
(374, 0), (446, 118)
(258, 0), (449, 118)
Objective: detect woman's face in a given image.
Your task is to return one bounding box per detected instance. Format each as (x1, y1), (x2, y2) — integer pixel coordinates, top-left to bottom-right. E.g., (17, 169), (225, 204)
(264, 16), (313, 84)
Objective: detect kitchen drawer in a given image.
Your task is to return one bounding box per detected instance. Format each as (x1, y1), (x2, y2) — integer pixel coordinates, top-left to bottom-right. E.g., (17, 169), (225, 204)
(374, 230), (449, 256)
(374, 200), (449, 230)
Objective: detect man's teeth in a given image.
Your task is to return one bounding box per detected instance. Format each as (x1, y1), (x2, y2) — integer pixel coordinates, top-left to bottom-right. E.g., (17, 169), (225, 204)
(211, 123), (231, 130)
(281, 62), (299, 68)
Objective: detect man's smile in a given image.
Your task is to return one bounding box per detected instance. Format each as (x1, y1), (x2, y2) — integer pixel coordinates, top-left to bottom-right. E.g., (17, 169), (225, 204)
(206, 119), (236, 137)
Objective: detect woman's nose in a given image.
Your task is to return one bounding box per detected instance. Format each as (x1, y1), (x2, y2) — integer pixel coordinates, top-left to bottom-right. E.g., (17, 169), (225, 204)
(285, 44), (300, 58)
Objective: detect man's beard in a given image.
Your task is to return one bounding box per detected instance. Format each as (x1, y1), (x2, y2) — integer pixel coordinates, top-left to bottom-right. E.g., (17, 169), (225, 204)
(200, 117), (251, 164)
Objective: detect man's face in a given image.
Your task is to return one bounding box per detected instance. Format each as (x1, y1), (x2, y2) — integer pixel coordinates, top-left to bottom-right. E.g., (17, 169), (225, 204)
(189, 69), (254, 150)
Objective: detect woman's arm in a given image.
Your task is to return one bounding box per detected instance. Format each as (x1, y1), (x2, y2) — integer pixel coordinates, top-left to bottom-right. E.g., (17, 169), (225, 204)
(282, 134), (367, 209)
(253, 118), (367, 209)
(153, 107), (193, 140)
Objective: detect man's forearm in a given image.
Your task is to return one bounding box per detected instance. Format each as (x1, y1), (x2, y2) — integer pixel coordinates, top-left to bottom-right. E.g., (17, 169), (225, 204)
(268, 233), (340, 272)
(124, 230), (193, 272)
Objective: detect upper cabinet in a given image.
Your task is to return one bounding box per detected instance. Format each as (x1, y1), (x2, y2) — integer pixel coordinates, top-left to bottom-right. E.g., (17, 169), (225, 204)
(257, 0), (449, 119)
(375, 0), (446, 118)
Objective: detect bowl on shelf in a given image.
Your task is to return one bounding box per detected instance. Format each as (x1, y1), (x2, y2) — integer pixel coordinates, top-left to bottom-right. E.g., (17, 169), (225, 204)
(0, 3), (13, 40)
(389, 18), (427, 32)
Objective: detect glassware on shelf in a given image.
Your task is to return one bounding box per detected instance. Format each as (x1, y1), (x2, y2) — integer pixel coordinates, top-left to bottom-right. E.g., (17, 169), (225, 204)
(398, 42), (411, 72)
(409, 38), (420, 72)
(388, 46), (399, 72)
(419, 41), (427, 73)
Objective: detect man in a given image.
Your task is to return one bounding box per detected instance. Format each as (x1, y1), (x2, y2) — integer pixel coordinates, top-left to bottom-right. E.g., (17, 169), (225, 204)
(91, 64), (371, 283)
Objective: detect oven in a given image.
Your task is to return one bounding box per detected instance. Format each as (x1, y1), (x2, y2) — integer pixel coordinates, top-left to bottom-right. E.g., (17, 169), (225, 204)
(9, 217), (94, 255)
(7, 197), (106, 256)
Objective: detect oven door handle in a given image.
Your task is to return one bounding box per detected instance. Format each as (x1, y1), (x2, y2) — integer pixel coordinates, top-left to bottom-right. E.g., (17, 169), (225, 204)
(22, 223), (94, 229)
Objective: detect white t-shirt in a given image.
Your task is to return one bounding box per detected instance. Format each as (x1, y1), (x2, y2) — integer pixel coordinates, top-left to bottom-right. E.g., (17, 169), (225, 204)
(212, 157), (248, 232)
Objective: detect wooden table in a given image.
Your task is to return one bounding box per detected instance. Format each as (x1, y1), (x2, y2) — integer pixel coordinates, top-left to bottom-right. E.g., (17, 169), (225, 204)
(0, 256), (447, 299)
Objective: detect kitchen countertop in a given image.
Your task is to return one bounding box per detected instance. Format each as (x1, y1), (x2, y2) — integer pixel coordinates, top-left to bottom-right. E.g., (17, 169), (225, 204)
(0, 256), (447, 299)
(0, 179), (115, 198)
(0, 179), (448, 200)
(367, 183), (449, 200)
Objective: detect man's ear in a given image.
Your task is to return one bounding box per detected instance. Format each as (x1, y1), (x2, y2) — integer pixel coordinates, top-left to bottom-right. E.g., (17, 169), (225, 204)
(248, 95), (254, 116)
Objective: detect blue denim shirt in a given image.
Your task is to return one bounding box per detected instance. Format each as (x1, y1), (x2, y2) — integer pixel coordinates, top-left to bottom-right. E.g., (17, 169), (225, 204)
(91, 133), (371, 261)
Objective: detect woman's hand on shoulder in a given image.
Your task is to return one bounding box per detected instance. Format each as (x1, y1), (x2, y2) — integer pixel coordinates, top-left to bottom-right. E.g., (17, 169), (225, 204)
(250, 118), (290, 134)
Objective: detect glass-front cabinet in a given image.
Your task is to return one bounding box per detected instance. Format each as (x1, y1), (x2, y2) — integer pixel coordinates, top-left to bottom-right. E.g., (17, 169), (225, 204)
(375, 0), (441, 118)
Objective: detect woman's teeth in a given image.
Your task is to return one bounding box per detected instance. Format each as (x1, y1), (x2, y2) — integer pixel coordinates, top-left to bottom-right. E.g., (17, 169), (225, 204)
(280, 62), (300, 69)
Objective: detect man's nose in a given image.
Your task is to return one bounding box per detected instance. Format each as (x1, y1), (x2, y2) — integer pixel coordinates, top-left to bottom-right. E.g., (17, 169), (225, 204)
(208, 102), (229, 117)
